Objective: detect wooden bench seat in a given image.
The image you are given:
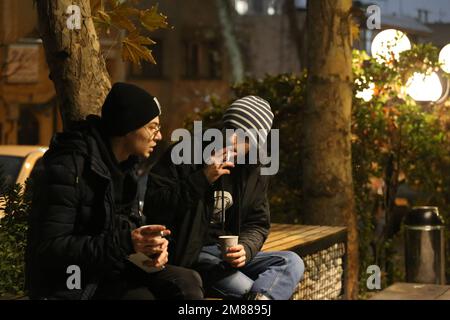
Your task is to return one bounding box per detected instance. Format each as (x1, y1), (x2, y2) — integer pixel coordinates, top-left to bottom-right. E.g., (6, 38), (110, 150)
(262, 224), (347, 300)
(3, 224), (347, 301)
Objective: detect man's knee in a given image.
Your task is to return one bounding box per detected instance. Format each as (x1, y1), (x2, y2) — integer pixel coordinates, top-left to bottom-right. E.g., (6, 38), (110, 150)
(211, 270), (254, 298)
(282, 251), (305, 282)
(176, 269), (204, 300)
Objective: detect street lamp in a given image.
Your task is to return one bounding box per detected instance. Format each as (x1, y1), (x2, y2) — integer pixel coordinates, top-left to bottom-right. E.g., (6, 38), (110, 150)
(406, 72), (444, 103)
(439, 44), (450, 74)
(369, 29), (449, 104)
(405, 42), (450, 104)
(371, 29), (411, 64)
(356, 29), (411, 103)
(234, 0), (249, 15)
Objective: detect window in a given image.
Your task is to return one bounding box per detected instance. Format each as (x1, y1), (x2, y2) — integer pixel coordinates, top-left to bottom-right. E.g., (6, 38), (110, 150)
(184, 42), (200, 78)
(18, 108), (39, 145)
(295, 0), (307, 10)
(183, 40), (222, 80)
(252, 0), (264, 14)
(129, 40), (164, 79)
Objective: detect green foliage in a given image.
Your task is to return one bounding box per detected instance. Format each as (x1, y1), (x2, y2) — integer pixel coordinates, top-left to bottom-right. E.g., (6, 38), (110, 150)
(186, 74), (307, 223)
(193, 44), (450, 295)
(0, 172), (32, 297)
(352, 46), (450, 294)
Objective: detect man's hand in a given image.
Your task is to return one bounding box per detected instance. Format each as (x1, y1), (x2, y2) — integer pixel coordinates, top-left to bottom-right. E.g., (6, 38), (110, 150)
(143, 240), (169, 269)
(203, 148), (236, 184)
(131, 225), (171, 257)
(225, 244), (246, 268)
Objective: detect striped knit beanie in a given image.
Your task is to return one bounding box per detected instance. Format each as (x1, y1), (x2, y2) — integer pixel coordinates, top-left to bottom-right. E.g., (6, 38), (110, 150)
(222, 96), (274, 147)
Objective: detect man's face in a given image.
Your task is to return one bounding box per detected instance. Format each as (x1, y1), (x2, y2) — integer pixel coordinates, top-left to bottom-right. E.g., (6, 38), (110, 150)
(229, 133), (250, 159)
(125, 117), (162, 158)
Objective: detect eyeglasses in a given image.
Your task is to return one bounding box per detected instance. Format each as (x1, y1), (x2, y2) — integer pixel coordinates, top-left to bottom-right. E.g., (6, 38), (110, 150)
(146, 123), (161, 138)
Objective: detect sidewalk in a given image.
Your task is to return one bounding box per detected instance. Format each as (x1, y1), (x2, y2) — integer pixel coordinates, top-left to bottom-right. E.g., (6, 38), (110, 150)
(370, 283), (450, 300)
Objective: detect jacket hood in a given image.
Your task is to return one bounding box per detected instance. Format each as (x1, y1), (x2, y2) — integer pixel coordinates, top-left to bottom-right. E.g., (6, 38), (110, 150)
(44, 115), (112, 170)
(44, 115), (139, 177)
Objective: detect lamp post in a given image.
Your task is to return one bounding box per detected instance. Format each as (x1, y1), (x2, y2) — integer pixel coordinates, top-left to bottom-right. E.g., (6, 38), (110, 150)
(403, 42), (450, 104)
(360, 31), (450, 278)
(362, 31), (450, 104)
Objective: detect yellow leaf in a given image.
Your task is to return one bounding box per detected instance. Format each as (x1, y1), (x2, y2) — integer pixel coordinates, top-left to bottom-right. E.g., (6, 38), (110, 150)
(109, 11), (136, 32)
(93, 10), (111, 30)
(122, 34), (157, 65)
(351, 20), (360, 41)
(90, 0), (104, 15)
(114, 3), (140, 18)
(108, 0), (119, 9)
(140, 5), (169, 32)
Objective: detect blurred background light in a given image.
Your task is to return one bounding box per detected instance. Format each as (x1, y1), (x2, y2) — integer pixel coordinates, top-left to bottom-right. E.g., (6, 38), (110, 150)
(439, 44), (450, 74)
(406, 72), (443, 102)
(371, 29), (411, 64)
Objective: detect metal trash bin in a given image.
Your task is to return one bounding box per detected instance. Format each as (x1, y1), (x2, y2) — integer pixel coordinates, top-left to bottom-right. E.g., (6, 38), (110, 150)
(404, 206), (446, 285)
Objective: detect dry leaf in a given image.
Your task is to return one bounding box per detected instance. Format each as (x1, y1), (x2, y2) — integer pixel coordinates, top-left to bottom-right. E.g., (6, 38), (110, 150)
(109, 11), (136, 32)
(90, 0), (104, 15)
(140, 5), (169, 32)
(93, 10), (112, 30)
(122, 33), (157, 65)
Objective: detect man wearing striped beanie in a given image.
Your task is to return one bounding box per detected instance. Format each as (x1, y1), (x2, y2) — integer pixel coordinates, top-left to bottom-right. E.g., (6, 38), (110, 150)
(222, 95), (274, 149)
(146, 96), (305, 300)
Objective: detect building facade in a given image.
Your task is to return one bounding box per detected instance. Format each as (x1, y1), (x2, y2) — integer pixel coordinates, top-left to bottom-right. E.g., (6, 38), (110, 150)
(0, 0), (60, 146)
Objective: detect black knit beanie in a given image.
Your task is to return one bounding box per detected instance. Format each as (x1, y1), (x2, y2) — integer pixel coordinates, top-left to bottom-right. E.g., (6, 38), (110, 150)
(101, 82), (162, 136)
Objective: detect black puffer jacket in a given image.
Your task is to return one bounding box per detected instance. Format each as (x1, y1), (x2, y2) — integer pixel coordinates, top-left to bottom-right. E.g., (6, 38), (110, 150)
(25, 116), (140, 300)
(144, 143), (271, 268)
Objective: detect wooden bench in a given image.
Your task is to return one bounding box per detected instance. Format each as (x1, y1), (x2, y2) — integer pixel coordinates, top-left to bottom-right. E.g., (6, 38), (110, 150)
(2, 224), (347, 301)
(262, 224), (347, 300)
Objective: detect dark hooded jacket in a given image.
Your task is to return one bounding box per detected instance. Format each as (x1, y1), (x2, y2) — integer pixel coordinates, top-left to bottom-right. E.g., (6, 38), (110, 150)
(25, 115), (141, 300)
(144, 142), (271, 268)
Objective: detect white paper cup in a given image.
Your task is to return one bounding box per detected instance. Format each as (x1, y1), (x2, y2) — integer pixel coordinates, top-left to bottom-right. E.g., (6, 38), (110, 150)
(218, 235), (239, 260)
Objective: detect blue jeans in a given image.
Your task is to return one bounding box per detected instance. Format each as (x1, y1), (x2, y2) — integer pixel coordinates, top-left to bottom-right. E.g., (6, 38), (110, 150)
(195, 245), (304, 300)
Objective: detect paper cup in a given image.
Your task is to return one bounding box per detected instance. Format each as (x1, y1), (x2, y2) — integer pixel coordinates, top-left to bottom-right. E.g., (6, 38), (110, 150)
(218, 235), (239, 260)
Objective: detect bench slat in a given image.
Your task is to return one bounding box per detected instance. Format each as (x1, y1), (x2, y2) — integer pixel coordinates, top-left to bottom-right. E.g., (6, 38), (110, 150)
(265, 226), (318, 242)
(263, 226), (334, 250)
(262, 225), (346, 254)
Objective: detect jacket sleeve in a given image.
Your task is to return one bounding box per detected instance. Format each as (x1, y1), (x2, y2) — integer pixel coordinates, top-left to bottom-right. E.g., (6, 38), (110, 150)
(239, 175), (271, 263)
(144, 146), (212, 226)
(35, 154), (134, 274)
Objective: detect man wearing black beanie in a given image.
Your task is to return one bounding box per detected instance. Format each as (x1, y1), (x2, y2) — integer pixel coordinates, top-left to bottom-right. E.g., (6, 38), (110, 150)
(26, 83), (204, 300)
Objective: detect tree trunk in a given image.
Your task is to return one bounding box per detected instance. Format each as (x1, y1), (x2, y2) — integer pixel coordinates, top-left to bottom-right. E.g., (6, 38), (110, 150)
(36, 0), (111, 130)
(303, 0), (359, 299)
(215, 0), (244, 84)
